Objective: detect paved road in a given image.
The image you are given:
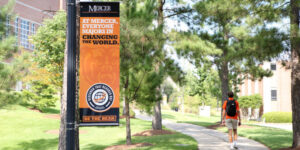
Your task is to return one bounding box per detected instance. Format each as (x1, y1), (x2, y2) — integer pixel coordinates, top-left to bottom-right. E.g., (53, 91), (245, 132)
(135, 111), (269, 150)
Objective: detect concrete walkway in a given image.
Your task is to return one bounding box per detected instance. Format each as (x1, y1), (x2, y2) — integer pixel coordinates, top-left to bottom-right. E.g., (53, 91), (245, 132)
(135, 111), (269, 150)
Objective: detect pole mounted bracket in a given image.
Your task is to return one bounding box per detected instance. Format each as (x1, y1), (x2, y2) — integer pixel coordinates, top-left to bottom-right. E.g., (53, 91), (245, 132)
(67, 3), (75, 6)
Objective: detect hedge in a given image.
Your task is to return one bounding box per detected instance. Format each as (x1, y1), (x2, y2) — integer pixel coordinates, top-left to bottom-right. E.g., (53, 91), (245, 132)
(262, 112), (292, 123)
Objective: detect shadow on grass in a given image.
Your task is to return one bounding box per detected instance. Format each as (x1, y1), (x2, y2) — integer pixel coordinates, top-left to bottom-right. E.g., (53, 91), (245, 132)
(83, 133), (197, 150)
(3, 138), (58, 150)
(177, 121), (218, 127)
(41, 107), (60, 114)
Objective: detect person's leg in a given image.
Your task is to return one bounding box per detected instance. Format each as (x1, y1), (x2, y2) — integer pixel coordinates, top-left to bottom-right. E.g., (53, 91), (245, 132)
(233, 129), (237, 141)
(226, 119), (234, 149)
(228, 129), (233, 142)
(232, 119), (238, 148)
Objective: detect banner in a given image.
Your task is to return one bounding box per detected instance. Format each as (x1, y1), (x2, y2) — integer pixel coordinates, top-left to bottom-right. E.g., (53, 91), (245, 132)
(79, 2), (120, 126)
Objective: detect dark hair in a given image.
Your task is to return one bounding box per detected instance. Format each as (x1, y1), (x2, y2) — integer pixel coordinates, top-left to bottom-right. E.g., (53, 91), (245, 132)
(228, 91), (234, 98)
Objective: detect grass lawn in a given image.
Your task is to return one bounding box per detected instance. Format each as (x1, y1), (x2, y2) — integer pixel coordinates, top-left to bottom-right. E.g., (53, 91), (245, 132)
(217, 125), (292, 150)
(162, 110), (220, 127)
(0, 105), (198, 150)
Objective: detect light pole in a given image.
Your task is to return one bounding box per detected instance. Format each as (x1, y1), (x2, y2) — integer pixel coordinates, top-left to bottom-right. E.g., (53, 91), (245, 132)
(66, 0), (76, 149)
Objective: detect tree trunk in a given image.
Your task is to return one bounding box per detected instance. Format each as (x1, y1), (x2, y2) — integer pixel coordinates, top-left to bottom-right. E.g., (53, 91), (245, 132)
(166, 95), (170, 103)
(218, 60), (229, 121)
(152, 100), (162, 130)
(125, 91), (132, 145)
(58, 42), (68, 150)
(124, 76), (131, 145)
(123, 87), (126, 116)
(290, 0), (300, 148)
(152, 0), (164, 131)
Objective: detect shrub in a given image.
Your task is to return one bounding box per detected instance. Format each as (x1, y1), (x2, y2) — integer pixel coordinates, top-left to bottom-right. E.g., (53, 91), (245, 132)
(238, 94), (262, 109)
(262, 112), (292, 123)
(22, 81), (58, 111)
(0, 90), (23, 107)
(170, 100), (178, 111)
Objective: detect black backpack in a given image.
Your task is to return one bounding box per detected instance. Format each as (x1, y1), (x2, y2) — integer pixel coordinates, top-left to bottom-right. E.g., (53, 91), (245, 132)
(226, 99), (236, 117)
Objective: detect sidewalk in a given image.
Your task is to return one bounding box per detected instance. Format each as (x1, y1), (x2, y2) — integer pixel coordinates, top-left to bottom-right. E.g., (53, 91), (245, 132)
(135, 111), (269, 150)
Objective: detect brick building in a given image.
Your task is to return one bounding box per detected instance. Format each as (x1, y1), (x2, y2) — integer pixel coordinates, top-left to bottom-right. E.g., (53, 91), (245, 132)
(238, 61), (292, 116)
(0, 0), (64, 51)
(0, 0), (65, 90)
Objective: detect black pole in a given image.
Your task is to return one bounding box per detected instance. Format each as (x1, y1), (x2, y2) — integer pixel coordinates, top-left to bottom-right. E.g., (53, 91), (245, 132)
(66, 0), (76, 149)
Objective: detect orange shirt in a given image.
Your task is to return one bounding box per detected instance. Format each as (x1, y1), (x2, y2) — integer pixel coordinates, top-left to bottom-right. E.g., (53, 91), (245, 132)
(223, 98), (240, 120)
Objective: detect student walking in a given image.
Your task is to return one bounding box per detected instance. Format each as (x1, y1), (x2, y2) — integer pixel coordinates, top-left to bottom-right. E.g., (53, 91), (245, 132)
(222, 91), (242, 149)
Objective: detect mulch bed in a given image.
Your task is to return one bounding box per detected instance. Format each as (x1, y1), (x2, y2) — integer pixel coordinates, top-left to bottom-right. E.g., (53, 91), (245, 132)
(104, 143), (153, 150)
(132, 129), (175, 136)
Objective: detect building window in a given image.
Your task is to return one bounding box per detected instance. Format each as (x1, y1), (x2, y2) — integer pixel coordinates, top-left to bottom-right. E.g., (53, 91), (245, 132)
(30, 23), (35, 50)
(20, 19), (30, 49)
(5, 15), (10, 37)
(271, 63), (276, 71)
(14, 17), (19, 45)
(271, 90), (277, 101)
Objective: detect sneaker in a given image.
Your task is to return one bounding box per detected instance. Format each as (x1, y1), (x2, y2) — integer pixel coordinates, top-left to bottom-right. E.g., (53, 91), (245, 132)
(230, 143), (234, 149)
(233, 141), (238, 149)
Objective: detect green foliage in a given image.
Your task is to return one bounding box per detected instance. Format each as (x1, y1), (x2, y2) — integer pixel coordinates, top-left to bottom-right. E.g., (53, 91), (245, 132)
(238, 94), (262, 108)
(172, 0), (288, 106)
(262, 112), (292, 123)
(169, 99), (178, 110)
(0, 51), (30, 91)
(0, 0), (17, 60)
(31, 11), (66, 87)
(0, 0), (20, 92)
(120, 0), (164, 111)
(0, 90), (22, 107)
(184, 66), (221, 106)
(161, 80), (174, 102)
(238, 94), (262, 109)
(22, 81), (58, 111)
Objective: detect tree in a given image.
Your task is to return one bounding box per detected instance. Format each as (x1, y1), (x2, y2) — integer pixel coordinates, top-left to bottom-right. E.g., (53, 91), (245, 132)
(238, 94), (262, 119)
(0, 0), (18, 90)
(0, 1), (30, 107)
(161, 80), (174, 103)
(151, 0), (190, 131)
(31, 11), (66, 88)
(172, 0), (287, 119)
(290, 0), (300, 148)
(30, 11), (72, 150)
(120, 0), (158, 144)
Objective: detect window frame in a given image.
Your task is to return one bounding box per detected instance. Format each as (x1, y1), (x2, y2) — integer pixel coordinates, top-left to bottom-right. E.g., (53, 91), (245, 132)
(271, 89), (277, 101)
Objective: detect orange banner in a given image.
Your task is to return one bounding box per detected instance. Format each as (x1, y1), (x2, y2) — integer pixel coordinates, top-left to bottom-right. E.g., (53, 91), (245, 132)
(79, 2), (119, 126)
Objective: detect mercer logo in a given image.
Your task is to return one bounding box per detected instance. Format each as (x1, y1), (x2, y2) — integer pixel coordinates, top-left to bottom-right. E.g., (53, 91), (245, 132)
(89, 5), (111, 12)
